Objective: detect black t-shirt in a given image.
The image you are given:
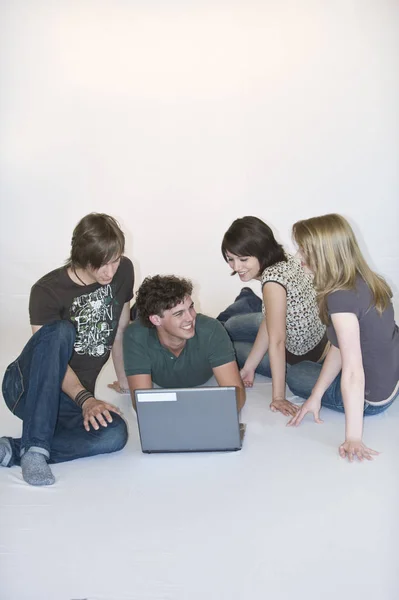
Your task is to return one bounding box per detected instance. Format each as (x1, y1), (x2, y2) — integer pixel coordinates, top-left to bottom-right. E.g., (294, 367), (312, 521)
(29, 257), (134, 393)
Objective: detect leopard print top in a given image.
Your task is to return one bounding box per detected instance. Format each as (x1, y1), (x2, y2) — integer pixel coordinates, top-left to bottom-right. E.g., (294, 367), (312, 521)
(261, 254), (326, 355)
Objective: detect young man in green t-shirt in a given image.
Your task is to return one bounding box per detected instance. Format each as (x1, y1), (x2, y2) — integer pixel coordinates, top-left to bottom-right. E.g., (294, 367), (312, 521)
(123, 275), (245, 411)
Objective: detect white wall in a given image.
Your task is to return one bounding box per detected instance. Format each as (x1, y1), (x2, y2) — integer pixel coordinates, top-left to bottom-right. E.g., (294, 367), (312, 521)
(1, 0), (398, 357)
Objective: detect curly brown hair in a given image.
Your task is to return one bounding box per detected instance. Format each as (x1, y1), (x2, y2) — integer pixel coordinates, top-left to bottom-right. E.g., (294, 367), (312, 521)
(136, 275), (193, 328)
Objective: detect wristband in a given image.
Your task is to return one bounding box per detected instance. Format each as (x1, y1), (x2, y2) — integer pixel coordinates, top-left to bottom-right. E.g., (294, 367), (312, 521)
(74, 389), (94, 408)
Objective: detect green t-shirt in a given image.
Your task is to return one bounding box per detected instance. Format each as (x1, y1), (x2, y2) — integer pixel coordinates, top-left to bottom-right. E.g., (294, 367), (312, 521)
(123, 314), (236, 388)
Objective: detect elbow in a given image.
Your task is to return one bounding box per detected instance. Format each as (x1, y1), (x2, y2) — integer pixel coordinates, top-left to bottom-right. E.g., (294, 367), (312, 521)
(341, 368), (365, 390)
(269, 337), (286, 352)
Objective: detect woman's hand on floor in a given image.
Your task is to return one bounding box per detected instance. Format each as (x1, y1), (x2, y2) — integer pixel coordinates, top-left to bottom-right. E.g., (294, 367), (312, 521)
(108, 380), (130, 394)
(339, 440), (379, 462)
(287, 394), (323, 426)
(270, 398), (299, 417)
(240, 366), (255, 387)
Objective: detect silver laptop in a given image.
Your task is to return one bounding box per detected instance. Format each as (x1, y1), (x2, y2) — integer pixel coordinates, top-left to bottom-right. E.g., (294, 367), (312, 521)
(135, 386), (244, 453)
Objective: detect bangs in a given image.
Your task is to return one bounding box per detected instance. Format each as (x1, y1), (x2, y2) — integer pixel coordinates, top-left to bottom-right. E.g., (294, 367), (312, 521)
(87, 237), (124, 269)
(222, 234), (256, 260)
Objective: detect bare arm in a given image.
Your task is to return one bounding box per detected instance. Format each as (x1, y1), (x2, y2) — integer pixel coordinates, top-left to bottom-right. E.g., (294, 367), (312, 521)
(110, 302), (131, 390)
(212, 361), (246, 412)
(260, 282), (297, 417)
(288, 343), (342, 426)
(310, 343), (342, 399)
(331, 313), (365, 441)
(332, 313), (378, 460)
(289, 313), (377, 459)
(263, 282), (287, 403)
(240, 317), (269, 387)
(127, 374), (153, 411)
(243, 318), (269, 370)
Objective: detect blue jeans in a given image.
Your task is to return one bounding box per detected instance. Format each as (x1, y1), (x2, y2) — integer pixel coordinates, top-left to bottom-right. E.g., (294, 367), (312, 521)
(286, 361), (398, 415)
(1, 320), (128, 467)
(224, 313), (272, 377)
(217, 287), (262, 324)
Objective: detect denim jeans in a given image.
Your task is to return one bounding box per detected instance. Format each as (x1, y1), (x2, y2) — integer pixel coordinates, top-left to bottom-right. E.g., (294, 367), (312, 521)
(217, 287), (262, 324)
(224, 313), (272, 376)
(286, 361), (398, 415)
(1, 320), (128, 467)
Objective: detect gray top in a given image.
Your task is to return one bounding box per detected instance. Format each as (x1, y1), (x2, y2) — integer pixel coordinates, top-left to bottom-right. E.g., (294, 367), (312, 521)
(327, 277), (399, 402)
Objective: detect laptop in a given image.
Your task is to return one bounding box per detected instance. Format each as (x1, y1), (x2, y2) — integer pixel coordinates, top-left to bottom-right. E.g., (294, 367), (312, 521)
(135, 386), (244, 453)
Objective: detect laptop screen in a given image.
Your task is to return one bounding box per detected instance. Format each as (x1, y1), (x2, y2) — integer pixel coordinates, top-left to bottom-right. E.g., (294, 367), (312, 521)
(135, 387), (241, 453)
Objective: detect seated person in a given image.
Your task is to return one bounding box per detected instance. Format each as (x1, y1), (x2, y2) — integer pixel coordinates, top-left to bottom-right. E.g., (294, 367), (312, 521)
(123, 275), (246, 411)
(287, 213), (399, 461)
(0, 213), (134, 486)
(221, 216), (328, 418)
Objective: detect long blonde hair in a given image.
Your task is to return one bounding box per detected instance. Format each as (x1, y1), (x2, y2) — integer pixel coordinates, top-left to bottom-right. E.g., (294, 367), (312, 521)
(292, 214), (392, 325)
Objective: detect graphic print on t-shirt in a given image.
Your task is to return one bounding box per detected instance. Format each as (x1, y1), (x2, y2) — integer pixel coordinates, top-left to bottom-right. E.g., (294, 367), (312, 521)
(70, 285), (118, 357)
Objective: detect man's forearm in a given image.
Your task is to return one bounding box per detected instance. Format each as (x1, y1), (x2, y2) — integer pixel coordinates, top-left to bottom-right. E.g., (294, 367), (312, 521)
(112, 338), (129, 389)
(236, 385), (246, 411)
(62, 365), (90, 403)
(127, 374), (153, 412)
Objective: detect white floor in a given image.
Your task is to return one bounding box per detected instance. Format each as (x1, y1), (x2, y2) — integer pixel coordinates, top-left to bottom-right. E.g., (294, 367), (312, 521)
(1, 361), (398, 600)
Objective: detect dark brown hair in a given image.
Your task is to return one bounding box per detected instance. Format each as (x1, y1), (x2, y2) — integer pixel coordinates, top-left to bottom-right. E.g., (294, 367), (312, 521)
(221, 216), (286, 275)
(136, 275), (193, 328)
(66, 213), (125, 269)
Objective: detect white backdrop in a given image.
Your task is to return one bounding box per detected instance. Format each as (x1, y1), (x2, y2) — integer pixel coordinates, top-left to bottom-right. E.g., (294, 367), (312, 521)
(1, 0), (398, 359)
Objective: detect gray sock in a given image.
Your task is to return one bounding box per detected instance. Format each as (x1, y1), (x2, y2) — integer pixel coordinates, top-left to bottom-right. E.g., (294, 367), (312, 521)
(0, 437), (12, 466)
(21, 451), (55, 486)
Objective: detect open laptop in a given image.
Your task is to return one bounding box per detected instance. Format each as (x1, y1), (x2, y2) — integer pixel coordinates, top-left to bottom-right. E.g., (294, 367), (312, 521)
(135, 386), (244, 453)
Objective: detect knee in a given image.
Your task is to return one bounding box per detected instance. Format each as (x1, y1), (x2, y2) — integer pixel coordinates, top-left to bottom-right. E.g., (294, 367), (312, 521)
(224, 314), (248, 339)
(286, 362), (316, 400)
(53, 320), (76, 344)
(233, 341), (251, 369)
(224, 313), (263, 342)
(40, 320), (76, 348)
(285, 366), (301, 397)
(223, 315), (238, 337)
(101, 415), (128, 454)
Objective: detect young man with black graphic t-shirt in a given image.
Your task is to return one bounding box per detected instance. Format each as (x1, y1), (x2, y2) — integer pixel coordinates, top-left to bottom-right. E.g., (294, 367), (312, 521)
(0, 213), (134, 486)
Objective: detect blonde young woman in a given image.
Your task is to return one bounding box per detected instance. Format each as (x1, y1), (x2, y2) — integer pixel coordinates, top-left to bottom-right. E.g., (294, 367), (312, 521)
(287, 214), (399, 461)
(221, 216), (328, 417)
